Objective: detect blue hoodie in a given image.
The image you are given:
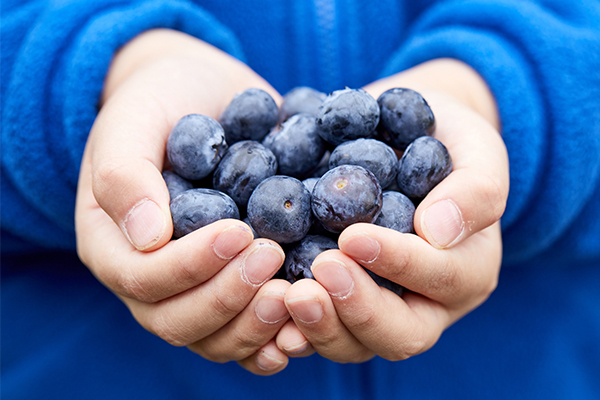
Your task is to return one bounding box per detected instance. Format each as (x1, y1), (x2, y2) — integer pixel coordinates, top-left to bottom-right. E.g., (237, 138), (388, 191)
(2, 0), (600, 398)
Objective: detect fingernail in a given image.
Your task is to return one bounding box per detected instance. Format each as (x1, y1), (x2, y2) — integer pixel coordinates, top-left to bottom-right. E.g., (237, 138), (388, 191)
(124, 199), (166, 250)
(338, 233), (380, 264)
(241, 243), (285, 286)
(212, 225), (254, 260)
(256, 350), (285, 371)
(283, 341), (308, 354)
(286, 296), (324, 324)
(311, 259), (354, 298)
(255, 292), (288, 324)
(422, 199), (464, 248)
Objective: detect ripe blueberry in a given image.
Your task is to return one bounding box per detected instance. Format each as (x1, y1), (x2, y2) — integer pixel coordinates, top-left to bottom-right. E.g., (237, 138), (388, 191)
(166, 114), (227, 180)
(311, 165), (383, 233)
(315, 88), (380, 146)
(219, 88), (279, 144)
(170, 188), (239, 238)
(396, 136), (453, 198)
(377, 88), (435, 150)
(247, 176), (313, 243)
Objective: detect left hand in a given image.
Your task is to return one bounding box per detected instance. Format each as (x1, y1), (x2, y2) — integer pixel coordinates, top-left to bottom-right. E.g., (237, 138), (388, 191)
(275, 59), (509, 362)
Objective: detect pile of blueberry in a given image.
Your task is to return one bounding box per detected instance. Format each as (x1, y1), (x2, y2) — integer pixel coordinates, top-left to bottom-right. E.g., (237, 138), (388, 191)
(164, 86), (452, 294)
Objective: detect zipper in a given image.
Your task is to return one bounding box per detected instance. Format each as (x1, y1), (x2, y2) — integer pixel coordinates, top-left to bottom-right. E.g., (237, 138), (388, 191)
(313, 0), (341, 91)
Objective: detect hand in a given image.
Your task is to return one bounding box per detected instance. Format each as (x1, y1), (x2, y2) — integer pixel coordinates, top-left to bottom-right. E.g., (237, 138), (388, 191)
(276, 59), (509, 363)
(75, 29), (292, 375)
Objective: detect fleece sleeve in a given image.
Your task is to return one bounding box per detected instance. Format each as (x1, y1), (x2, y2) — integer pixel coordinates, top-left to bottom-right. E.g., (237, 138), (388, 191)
(1, 0), (245, 251)
(380, 0), (600, 265)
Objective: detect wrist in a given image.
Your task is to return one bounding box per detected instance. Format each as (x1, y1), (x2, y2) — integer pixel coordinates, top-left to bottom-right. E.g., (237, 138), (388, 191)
(101, 28), (278, 109)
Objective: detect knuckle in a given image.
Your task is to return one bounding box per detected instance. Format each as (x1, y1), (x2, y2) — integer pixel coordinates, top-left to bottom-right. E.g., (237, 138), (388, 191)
(230, 331), (268, 357)
(190, 343), (231, 364)
(92, 159), (129, 201)
(210, 286), (247, 321)
(148, 312), (192, 347)
(384, 332), (429, 362)
(170, 252), (204, 288)
(342, 304), (379, 333)
(427, 264), (461, 295)
(117, 265), (158, 303)
(305, 329), (338, 350)
(473, 172), (508, 224)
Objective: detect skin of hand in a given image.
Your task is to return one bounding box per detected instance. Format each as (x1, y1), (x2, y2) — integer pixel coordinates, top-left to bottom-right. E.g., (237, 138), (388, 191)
(75, 29), (293, 375)
(275, 59), (510, 363)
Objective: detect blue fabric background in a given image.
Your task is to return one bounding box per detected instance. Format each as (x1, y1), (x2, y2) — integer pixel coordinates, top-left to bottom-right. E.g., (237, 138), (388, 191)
(2, 0), (599, 398)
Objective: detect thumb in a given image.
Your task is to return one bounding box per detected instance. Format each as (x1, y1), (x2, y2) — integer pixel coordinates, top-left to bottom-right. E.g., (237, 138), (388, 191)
(89, 81), (176, 251)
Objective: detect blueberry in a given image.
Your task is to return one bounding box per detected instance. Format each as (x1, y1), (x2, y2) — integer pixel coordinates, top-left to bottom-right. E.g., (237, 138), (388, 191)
(213, 140), (278, 208)
(170, 188), (240, 238)
(329, 138), (398, 188)
(396, 136), (453, 198)
(365, 269), (404, 297)
(377, 88), (435, 150)
(263, 113), (326, 178)
(162, 170), (193, 202)
(219, 88), (279, 144)
(315, 88), (380, 146)
(310, 150), (331, 178)
(283, 235), (338, 282)
(311, 165), (383, 233)
(166, 114), (228, 180)
(302, 177), (320, 193)
(374, 191), (415, 233)
(280, 86), (327, 122)
(247, 176), (313, 244)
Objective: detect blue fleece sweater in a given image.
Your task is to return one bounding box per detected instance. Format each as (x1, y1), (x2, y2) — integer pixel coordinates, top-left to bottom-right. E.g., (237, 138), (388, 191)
(2, 0), (599, 399)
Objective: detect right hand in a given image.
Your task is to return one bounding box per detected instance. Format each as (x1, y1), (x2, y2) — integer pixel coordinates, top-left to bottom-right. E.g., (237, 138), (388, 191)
(75, 29), (291, 375)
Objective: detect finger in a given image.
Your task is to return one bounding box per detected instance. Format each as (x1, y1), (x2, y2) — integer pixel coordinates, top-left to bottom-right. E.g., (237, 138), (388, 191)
(237, 340), (289, 376)
(89, 77), (181, 251)
(188, 279), (291, 363)
(310, 249), (451, 360)
(89, 57), (282, 251)
(412, 92), (509, 248)
(77, 184), (255, 304)
(276, 320), (316, 358)
(284, 278), (374, 363)
(338, 223), (501, 306)
(121, 240), (285, 346)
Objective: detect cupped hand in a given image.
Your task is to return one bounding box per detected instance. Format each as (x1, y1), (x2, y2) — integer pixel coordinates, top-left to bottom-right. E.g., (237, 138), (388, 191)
(75, 29), (291, 375)
(276, 59), (509, 363)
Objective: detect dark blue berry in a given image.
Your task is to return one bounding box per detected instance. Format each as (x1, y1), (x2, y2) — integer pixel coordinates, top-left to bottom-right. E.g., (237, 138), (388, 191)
(311, 165), (383, 233)
(315, 88), (380, 146)
(247, 176), (313, 243)
(280, 86), (326, 122)
(166, 114), (228, 180)
(162, 170), (193, 202)
(219, 88), (279, 144)
(302, 177), (320, 193)
(212, 140), (278, 208)
(329, 138), (398, 188)
(396, 136), (453, 198)
(263, 113), (326, 178)
(374, 191), (415, 233)
(310, 150), (332, 178)
(283, 235), (338, 282)
(170, 188), (239, 238)
(377, 88), (435, 150)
